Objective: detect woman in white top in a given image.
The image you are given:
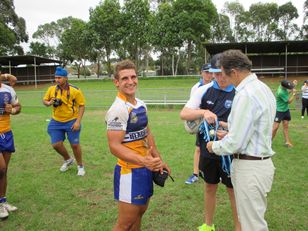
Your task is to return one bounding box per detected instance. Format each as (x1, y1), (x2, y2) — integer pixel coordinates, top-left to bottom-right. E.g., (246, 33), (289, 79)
(301, 80), (308, 119)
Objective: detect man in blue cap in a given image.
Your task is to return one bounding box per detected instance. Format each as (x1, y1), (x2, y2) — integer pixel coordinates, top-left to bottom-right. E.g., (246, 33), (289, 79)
(185, 63), (212, 184)
(180, 54), (241, 231)
(43, 67), (86, 176)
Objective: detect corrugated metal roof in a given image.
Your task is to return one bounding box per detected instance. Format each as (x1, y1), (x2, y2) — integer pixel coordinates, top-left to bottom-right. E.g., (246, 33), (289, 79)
(0, 55), (61, 66)
(204, 40), (308, 54)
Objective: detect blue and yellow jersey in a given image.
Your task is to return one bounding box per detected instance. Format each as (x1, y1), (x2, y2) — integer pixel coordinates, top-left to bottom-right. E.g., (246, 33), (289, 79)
(105, 92), (149, 169)
(0, 83), (18, 133)
(43, 84), (85, 122)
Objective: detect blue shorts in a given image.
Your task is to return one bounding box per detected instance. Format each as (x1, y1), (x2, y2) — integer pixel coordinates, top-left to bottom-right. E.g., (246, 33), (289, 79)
(47, 119), (81, 144)
(114, 165), (153, 205)
(0, 131), (15, 153)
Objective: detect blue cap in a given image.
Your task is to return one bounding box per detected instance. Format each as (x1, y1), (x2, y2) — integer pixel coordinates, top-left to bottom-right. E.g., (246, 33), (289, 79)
(209, 53), (222, 73)
(201, 63), (211, 72)
(55, 67), (68, 77)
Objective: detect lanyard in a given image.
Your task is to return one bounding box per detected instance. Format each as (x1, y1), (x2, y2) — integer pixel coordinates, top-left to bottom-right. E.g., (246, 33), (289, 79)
(199, 118), (232, 177)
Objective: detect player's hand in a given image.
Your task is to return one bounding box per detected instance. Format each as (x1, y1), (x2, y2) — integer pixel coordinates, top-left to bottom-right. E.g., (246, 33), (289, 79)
(8, 75), (17, 87)
(293, 80), (297, 86)
(216, 130), (228, 140)
(71, 121), (81, 131)
(218, 121), (228, 130)
(203, 110), (217, 124)
(206, 141), (214, 153)
(160, 163), (171, 175)
(143, 147), (163, 171)
(49, 98), (55, 106)
(4, 103), (12, 114)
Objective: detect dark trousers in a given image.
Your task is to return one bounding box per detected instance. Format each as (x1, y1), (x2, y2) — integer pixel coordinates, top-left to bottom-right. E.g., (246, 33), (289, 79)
(302, 98), (308, 116)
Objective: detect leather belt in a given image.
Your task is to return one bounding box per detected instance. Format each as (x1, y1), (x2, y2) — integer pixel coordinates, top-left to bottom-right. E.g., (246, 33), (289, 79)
(233, 153), (271, 160)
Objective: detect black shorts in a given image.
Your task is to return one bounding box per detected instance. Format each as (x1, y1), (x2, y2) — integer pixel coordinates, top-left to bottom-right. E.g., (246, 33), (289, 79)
(195, 134), (200, 147)
(274, 110), (291, 123)
(199, 154), (233, 188)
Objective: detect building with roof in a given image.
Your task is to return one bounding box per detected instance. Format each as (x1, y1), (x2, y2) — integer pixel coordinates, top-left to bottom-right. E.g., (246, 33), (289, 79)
(0, 55), (62, 88)
(204, 40), (308, 78)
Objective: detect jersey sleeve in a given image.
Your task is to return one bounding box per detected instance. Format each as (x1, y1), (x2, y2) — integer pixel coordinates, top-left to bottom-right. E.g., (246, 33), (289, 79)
(74, 89), (85, 106)
(43, 87), (53, 101)
(9, 87), (18, 105)
(185, 82), (212, 109)
(105, 104), (129, 131)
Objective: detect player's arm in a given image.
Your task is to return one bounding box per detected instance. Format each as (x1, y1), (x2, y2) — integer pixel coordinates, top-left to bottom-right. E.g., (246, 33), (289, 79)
(5, 102), (21, 115)
(42, 88), (55, 106)
(71, 105), (85, 131)
(288, 89), (296, 104)
(146, 126), (170, 174)
(71, 90), (86, 131)
(107, 130), (163, 171)
(0, 73), (17, 86)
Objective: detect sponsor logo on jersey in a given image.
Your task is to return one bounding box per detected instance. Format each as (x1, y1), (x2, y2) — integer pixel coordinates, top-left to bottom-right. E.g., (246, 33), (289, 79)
(224, 100), (232, 109)
(124, 128), (147, 142)
(130, 112), (138, 123)
(108, 117), (122, 129)
(134, 194), (144, 200)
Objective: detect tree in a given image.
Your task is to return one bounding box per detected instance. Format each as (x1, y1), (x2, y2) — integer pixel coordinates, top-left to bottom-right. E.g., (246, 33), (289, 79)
(303, 0), (308, 38)
(173, 0), (217, 74)
(59, 18), (91, 77)
(151, 2), (182, 75)
(210, 14), (234, 43)
(276, 2), (299, 40)
(222, 1), (245, 41)
(88, 0), (122, 77)
(0, 0), (28, 55)
(32, 17), (75, 58)
(248, 3), (279, 41)
(28, 42), (53, 57)
(121, 0), (152, 69)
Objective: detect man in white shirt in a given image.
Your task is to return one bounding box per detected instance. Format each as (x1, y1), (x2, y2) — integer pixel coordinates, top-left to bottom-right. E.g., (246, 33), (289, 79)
(207, 50), (276, 231)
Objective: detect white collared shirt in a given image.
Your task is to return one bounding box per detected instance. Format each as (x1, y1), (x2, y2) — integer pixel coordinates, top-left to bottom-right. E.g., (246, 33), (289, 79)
(212, 73), (276, 157)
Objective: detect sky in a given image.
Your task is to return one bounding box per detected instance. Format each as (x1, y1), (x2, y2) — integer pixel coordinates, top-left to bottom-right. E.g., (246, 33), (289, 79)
(14, 0), (306, 47)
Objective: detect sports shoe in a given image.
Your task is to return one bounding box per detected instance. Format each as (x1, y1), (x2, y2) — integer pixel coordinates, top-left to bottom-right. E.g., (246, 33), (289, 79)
(185, 174), (198, 184)
(77, 165), (85, 176)
(60, 158), (74, 172)
(198, 223), (215, 231)
(285, 142), (293, 148)
(0, 204), (9, 219)
(2, 202), (17, 212)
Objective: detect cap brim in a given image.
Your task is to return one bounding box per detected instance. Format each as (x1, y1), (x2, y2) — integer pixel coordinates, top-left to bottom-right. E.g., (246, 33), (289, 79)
(209, 68), (221, 73)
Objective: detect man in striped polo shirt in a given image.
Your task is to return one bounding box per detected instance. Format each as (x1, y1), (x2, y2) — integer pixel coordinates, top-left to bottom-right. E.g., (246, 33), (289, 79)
(207, 50), (276, 231)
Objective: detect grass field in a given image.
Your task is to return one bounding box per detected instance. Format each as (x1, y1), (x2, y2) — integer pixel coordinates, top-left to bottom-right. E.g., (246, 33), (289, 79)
(0, 77), (307, 231)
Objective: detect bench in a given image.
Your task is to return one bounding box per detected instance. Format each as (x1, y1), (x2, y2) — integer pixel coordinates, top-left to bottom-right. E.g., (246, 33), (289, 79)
(252, 67), (284, 76)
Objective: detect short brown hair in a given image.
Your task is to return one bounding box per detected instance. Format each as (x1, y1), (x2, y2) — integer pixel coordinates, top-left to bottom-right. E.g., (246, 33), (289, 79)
(114, 59), (137, 79)
(220, 49), (252, 76)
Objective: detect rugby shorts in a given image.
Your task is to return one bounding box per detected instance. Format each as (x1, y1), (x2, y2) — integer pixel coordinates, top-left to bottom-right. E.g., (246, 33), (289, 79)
(199, 154), (233, 188)
(114, 165), (153, 205)
(0, 130), (15, 153)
